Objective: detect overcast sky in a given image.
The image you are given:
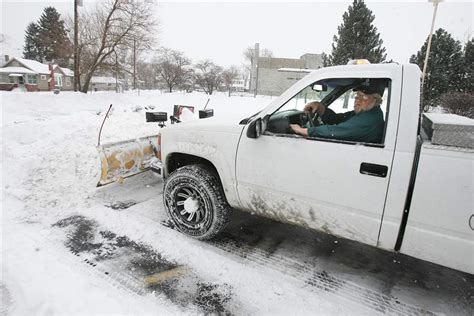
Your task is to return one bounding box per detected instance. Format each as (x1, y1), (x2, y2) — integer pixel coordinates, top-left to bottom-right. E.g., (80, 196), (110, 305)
(1, 0), (472, 67)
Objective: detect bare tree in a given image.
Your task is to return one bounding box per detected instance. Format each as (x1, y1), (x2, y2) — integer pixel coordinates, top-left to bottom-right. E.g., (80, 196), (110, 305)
(178, 67), (195, 92)
(240, 64), (250, 91)
(136, 61), (156, 89)
(261, 48), (273, 58)
(243, 46), (256, 67)
(114, 31), (154, 90)
(222, 66), (239, 96)
(243, 45), (273, 64)
(194, 60), (223, 95)
(154, 47), (191, 92)
(243, 45), (273, 92)
(68, 0), (156, 93)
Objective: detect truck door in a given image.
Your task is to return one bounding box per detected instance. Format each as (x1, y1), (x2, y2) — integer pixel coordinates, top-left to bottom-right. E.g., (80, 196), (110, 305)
(235, 69), (402, 246)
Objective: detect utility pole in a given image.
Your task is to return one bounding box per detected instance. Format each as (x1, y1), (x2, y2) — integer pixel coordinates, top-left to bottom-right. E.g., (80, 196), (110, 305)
(114, 50), (119, 93)
(133, 37), (136, 90)
(73, 0), (79, 91)
(254, 65), (259, 98)
(421, 0), (442, 101)
(253, 43), (259, 97)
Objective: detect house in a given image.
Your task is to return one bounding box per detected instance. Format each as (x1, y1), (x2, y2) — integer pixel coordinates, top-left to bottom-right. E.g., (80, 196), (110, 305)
(230, 78), (246, 92)
(53, 65), (74, 91)
(90, 76), (121, 92)
(0, 56), (48, 91)
(0, 56), (74, 91)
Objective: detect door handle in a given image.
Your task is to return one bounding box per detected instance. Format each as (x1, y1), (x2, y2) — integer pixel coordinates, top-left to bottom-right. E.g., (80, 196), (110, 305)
(360, 163), (388, 178)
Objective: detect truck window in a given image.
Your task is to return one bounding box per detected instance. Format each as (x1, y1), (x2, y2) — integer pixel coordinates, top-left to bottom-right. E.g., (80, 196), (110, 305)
(266, 78), (390, 145)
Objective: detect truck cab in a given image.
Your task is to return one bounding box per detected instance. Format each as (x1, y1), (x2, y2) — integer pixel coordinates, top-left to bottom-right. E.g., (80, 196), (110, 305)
(236, 64), (413, 248)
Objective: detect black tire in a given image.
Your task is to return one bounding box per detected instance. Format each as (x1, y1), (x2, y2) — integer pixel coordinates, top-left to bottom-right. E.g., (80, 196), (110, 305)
(163, 164), (232, 240)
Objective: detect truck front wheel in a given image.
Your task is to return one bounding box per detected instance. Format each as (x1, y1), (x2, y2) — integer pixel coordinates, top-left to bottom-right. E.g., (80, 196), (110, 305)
(163, 164), (232, 240)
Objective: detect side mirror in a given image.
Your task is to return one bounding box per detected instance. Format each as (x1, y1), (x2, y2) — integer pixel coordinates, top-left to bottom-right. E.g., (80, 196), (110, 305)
(247, 118), (262, 138)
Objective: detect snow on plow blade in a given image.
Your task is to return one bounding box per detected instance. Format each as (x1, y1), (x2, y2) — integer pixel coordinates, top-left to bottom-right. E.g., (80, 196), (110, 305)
(97, 135), (159, 187)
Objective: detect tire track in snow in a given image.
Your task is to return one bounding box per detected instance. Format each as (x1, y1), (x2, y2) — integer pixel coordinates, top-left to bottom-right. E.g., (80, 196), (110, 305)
(53, 215), (239, 315)
(162, 219), (437, 315)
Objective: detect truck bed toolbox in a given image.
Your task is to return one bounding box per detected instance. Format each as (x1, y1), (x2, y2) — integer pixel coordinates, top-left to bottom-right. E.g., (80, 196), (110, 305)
(422, 113), (474, 148)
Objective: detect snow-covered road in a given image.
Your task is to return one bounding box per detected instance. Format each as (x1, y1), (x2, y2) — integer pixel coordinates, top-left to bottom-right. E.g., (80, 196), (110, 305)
(1, 90), (472, 315)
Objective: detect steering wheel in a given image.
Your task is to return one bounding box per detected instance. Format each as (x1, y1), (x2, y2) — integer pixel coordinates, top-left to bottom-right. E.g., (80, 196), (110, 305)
(305, 110), (321, 128)
(269, 109), (320, 134)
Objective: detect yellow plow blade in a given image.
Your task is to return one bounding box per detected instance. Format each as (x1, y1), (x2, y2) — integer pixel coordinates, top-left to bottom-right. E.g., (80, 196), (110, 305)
(97, 135), (159, 187)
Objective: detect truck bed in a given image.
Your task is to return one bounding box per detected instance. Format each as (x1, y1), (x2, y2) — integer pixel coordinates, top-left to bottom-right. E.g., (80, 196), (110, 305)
(399, 126), (474, 274)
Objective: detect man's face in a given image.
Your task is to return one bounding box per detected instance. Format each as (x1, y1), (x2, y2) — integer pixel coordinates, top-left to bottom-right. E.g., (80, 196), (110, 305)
(354, 91), (376, 114)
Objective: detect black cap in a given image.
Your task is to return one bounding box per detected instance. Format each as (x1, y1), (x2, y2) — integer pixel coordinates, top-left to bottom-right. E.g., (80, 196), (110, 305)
(354, 79), (387, 97)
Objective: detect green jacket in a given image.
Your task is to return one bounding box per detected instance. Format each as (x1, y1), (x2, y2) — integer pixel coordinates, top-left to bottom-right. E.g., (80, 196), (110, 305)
(308, 106), (384, 143)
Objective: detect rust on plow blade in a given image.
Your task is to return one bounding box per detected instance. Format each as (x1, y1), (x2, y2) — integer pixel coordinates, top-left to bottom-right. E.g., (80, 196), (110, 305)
(97, 135), (159, 187)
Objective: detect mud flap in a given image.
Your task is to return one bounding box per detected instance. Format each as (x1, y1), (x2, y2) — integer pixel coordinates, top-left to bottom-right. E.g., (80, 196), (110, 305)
(97, 135), (159, 187)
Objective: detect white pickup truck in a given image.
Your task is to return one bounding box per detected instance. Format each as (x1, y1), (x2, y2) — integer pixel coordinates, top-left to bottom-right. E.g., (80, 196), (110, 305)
(153, 63), (473, 274)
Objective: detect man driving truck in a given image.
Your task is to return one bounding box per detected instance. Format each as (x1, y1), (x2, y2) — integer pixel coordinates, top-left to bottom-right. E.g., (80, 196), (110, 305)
(290, 79), (386, 143)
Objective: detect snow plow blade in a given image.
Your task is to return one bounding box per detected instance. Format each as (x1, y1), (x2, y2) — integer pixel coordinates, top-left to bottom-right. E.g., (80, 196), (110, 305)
(97, 135), (159, 187)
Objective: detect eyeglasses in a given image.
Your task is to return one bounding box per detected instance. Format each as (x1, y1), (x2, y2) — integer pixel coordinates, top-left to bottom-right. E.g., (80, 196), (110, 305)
(354, 92), (371, 100)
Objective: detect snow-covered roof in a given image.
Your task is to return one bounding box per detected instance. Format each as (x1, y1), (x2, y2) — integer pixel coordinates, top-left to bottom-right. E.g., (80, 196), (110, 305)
(52, 65), (73, 77)
(13, 57), (50, 74)
(91, 76), (117, 84)
(0, 66), (37, 74)
(4, 57), (75, 76)
(424, 113), (474, 126)
(277, 68), (312, 73)
(61, 67), (74, 76)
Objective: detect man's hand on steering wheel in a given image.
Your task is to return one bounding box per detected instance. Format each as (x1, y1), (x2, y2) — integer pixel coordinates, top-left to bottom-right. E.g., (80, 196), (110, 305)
(304, 101), (325, 127)
(290, 124), (308, 136)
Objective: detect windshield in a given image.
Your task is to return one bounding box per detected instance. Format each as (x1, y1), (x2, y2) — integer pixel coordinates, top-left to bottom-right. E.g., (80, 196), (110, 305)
(274, 78), (390, 114)
(277, 85), (334, 112)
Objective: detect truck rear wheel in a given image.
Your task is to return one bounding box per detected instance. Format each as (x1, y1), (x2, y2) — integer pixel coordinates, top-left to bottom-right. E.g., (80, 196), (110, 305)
(163, 164), (232, 240)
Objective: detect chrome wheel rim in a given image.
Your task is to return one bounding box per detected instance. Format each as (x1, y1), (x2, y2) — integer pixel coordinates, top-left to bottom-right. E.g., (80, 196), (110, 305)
(175, 186), (206, 224)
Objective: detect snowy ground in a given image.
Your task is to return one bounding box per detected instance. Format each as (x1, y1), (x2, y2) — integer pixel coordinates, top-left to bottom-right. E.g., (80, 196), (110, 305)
(1, 90), (472, 315)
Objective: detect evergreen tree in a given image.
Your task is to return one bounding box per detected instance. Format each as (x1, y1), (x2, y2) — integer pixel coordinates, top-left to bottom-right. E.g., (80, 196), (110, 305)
(38, 7), (72, 66)
(462, 38), (473, 93)
(23, 22), (42, 62)
(328, 0), (386, 65)
(410, 28), (465, 107)
(321, 52), (330, 67)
